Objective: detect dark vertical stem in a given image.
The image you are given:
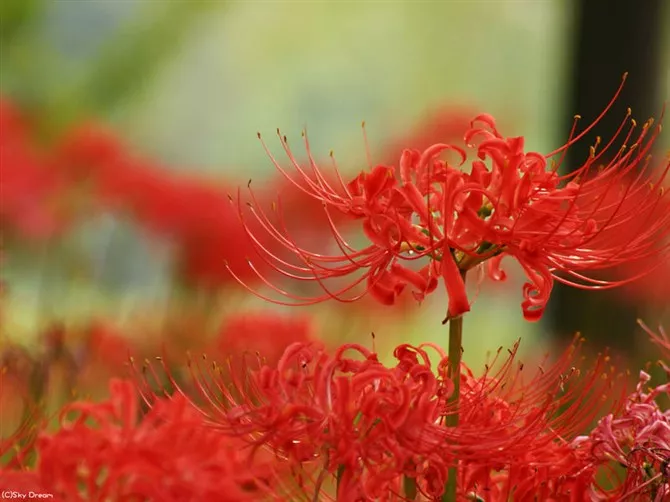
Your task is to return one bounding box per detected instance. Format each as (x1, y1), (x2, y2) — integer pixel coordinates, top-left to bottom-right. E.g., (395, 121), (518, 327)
(446, 315), (463, 428)
(550, 0), (664, 352)
(443, 270), (466, 502)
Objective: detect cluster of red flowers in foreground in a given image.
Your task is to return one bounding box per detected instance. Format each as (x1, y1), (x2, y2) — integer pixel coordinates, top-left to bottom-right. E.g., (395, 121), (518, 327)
(1, 323), (668, 501)
(228, 77), (670, 322)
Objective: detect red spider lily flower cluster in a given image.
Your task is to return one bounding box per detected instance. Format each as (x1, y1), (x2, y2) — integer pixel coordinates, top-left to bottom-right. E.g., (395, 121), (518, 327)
(53, 123), (266, 289)
(3, 319), (670, 500)
(229, 77), (670, 321)
(52, 122), (351, 291)
(0, 379), (278, 501)
(133, 334), (624, 500)
(577, 321), (670, 501)
(586, 370), (670, 501)
(0, 92), (347, 292)
(4, 83), (670, 502)
(0, 96), (260, 289)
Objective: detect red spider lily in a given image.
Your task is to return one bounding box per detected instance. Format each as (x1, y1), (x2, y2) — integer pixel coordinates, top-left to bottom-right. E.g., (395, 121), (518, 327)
(53, 122), (340, 292)
(1, 379), (280, 501)
(53, 122), (127, 183)
(334, 107), (488, 319)
(137, 341), (455, 500)
(0, 98), (68, 240)
(530, 322), (670, 501)
(459, 438), (599, 501)
(586, 165), (670, 308)
(228, 76), (670, 321)
(583, 368), (670, 501)
(135, 333), (623, 500)
(440, 336), (626, 501)
(53, 122), (266, 288)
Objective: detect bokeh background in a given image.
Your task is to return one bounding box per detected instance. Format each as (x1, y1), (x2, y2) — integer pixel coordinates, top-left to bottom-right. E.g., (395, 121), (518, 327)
(2, 0), (670, 427)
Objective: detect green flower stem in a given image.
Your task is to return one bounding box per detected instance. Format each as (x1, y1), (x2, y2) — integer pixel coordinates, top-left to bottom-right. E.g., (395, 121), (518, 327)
(443, 270), (466, 502)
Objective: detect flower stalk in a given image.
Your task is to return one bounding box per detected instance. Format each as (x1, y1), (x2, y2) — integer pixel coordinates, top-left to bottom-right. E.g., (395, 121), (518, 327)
(443, 270), (466, 502)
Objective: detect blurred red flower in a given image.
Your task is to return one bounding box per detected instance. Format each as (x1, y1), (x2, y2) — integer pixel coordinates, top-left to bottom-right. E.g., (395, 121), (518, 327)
(380, 105), (476, 166)
(6, 379), (278, 501)
(0, 99), (68, 240)
(53, 122), (348, 292)
(212, 311), (316, 371)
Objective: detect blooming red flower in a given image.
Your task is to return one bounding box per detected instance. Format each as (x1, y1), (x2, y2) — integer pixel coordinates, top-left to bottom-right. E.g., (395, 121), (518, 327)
(229, 76), (670, 321)
(139, 341), (455, 500)
(582, 370), (670, 500)
(136, 334), (622, 500)
(3, 379), (280, 501)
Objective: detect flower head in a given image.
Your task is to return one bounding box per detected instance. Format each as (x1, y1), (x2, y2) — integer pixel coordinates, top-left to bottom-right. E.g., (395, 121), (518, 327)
(229, 76), (670, 321)
(583, 371), (670, 500)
